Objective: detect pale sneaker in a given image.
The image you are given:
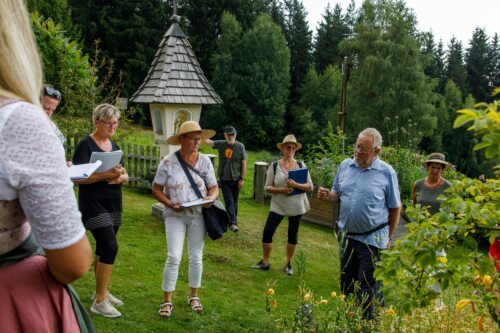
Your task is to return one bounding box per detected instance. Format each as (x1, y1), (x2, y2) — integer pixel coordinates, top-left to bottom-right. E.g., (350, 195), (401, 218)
(93, 291), (124, 307)
(91, 298), (122, 318)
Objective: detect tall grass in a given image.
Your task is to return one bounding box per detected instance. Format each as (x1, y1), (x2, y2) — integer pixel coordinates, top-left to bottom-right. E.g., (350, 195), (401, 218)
(72, 188), (339, 332)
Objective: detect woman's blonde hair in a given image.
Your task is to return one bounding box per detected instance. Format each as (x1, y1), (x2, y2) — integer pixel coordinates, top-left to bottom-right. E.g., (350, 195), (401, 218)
(92, 103), (121, 123)
(0, 0), (43, 106)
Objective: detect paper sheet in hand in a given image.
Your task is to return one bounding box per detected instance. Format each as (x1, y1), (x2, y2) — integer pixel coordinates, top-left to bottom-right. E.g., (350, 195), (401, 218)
(180, 198), (214, 208)
(69, 161), (102, 180)
(288, 168), (308, 196)
(89, 150), (123, 172)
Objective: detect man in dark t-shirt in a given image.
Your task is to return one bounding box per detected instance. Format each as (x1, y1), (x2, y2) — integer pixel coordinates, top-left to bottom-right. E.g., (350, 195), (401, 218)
(205, 126), (246, 232)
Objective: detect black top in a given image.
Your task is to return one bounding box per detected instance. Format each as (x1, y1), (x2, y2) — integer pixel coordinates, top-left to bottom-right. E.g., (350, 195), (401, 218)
(72, 136), (123, 223)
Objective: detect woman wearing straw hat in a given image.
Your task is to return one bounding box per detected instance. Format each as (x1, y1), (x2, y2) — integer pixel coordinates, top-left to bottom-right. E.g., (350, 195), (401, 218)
(412, 152), (452, 215)
(152, 121), (218, 317)
(252, 135), (313, 275)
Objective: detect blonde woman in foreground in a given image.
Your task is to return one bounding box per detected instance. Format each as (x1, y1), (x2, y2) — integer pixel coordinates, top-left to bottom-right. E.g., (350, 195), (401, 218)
(0, 1), (93, 332)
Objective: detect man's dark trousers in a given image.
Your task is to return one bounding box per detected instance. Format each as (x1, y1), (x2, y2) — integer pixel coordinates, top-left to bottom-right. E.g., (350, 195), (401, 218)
(220, 180), (240, 226)
(340, 236), (383, 319)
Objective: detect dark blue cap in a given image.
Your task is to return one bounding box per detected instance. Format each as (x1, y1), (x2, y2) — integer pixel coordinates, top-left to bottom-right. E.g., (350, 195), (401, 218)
(224, 126), (236, 134)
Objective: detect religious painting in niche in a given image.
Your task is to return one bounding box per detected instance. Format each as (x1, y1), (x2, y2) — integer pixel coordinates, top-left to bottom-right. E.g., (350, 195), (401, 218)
(173, 109), (191, 134)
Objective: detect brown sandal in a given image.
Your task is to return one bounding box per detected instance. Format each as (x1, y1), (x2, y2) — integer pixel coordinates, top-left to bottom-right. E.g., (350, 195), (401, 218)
(188, 296), (203, 313)
(158, 301), (173, 318)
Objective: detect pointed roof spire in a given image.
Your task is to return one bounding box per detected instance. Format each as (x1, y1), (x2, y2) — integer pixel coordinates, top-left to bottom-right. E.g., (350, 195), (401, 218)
(130, 0), (222, 105)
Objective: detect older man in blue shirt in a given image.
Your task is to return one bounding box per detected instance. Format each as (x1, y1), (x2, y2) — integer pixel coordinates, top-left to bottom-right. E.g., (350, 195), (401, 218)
(318, 128), (401, 319)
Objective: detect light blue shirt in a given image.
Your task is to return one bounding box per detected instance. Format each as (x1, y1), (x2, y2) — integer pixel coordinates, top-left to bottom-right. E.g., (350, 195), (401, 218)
(333, 157), (401, 249)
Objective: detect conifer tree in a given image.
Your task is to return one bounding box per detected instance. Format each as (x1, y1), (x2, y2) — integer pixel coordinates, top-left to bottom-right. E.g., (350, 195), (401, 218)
(465, 28), (492, 102)
(313, 3), (351, 73)
(445, 37), (468, 98)
(340, 0), (434, 147)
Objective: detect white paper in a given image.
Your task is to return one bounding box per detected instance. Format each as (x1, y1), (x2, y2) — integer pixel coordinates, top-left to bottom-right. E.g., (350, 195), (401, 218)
(180, 198), (214, 208)
(69, 160), (103, 180)
(90, 150), (123, 172)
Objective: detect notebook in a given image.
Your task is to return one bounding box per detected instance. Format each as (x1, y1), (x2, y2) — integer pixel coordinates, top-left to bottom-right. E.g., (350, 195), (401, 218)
(288, 168), (308, 196)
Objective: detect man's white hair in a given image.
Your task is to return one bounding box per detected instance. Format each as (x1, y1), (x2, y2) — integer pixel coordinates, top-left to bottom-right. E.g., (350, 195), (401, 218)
(359, 128), (383, 148)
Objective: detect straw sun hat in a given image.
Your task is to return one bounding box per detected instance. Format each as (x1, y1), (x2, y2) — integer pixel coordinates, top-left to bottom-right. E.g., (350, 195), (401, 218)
(422, 152), (451, 169)
(167, 121), (215, 145)
(277, 134), (302, 150)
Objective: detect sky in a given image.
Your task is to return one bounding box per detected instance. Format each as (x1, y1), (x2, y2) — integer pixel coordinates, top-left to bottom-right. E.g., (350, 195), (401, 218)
(302, 0), (500, 47)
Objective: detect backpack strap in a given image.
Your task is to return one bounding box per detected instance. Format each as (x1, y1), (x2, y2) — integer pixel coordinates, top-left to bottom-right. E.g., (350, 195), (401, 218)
(273, 160), (304, 176)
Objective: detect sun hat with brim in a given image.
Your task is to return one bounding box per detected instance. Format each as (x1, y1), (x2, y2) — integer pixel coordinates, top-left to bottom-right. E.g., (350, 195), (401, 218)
(423, 152), (450, 169)
(167, 121), (215, 145)
(277, 134), (302, 151)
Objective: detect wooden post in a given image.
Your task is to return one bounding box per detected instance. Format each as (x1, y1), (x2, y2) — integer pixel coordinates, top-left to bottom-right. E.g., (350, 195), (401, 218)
(339, 56), (350, 133)
(254, 161), (269, 204)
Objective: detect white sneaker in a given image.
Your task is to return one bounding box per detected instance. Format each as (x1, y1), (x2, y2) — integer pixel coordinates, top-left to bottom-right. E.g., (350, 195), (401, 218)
(230, 224), (239, 232)
(91, 298), (122, 318)
(93, 291), (124, 307)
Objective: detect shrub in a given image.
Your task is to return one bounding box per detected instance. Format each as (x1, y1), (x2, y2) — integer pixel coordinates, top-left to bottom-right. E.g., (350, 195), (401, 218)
(376, 91), (499, 325)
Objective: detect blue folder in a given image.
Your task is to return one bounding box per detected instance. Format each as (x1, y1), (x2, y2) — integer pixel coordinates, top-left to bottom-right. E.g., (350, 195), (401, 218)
(287, 168), (308, 196)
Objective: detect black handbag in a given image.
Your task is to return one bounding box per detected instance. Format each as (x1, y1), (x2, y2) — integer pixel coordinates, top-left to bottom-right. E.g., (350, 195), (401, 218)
(175, 151), (229, 240)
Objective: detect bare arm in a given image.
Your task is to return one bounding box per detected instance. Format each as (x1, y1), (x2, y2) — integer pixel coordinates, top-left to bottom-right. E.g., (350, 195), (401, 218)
(205, 185), (219, 201)
(317, 186), (339, 203)
(203, 138), (215, 147)
(44, 235), (92, 284)
(152, 182), (182, 212)
(387, 206), (402, 248)
(266, 185), (293, 195)
(73, 165), (123, 185)
(286, 179), (312, 192)
(238, 160), (246, 189)
(108, 166), (129, 185)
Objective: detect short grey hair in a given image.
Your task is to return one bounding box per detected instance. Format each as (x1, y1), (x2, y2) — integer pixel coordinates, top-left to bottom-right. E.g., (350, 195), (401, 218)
(358, 128), (383, 148)
(92, 103), (121, 123)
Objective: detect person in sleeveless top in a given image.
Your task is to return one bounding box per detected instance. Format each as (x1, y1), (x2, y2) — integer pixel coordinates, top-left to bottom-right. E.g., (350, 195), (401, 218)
(412, 152), (452, 215)
(0, 1), (93, 332)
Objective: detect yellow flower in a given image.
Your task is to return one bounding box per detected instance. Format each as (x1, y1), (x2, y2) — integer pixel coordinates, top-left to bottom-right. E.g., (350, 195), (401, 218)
(477, 315), (484, 331)
(316, 299), (328, 305)
(473, 275), (482, 285)
(482, 275), (493, 289)
(331, 291), (337, 298)
(265, 288), (275, 295)
(437, 256), (448, 264)
(339, 294), (346, 301)
(385, 308), (396, 315)
(303, 293), (312, 302)
(455, 299), (472, 311)
(271, 299), (278, 308)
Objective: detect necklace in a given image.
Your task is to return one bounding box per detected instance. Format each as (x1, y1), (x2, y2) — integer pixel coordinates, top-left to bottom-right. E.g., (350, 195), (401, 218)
(425, 176), (441, 187)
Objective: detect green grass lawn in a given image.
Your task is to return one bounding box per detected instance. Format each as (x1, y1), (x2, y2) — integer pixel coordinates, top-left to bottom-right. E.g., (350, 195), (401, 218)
(72, 188), (340, 332)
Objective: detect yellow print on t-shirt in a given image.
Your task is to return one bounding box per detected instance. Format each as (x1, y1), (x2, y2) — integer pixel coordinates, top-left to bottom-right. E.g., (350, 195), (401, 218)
(225, 148), (233, 159)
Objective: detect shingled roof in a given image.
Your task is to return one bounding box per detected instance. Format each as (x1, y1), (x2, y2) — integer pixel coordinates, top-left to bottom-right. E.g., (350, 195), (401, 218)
(130, 15), (222, 105)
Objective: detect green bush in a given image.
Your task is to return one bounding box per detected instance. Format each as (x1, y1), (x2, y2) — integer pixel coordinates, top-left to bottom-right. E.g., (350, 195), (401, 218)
(32, 13), (99, 118)
(376, 92), (500, 325)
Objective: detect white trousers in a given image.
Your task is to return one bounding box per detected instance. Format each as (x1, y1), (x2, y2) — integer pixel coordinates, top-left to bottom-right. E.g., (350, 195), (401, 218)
(162, 213), (205, 292)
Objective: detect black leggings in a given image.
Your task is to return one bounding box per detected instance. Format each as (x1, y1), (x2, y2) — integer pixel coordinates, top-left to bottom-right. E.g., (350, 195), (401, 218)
(262, 211), (302, 244)
(90, 225), (120, 265)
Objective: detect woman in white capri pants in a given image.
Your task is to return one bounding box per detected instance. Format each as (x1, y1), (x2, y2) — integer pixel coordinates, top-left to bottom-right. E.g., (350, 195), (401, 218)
(152, 121), (218, 318)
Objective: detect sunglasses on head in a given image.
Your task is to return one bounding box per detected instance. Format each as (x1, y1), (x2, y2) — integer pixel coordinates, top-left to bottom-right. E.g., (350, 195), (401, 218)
(44, 86), (62, 101)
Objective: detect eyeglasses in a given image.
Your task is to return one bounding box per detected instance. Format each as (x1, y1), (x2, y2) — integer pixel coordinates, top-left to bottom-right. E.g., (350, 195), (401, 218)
(354, 145), (377, 153)
(44, 86), (62, 101)
(100, 120), (119, 128)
